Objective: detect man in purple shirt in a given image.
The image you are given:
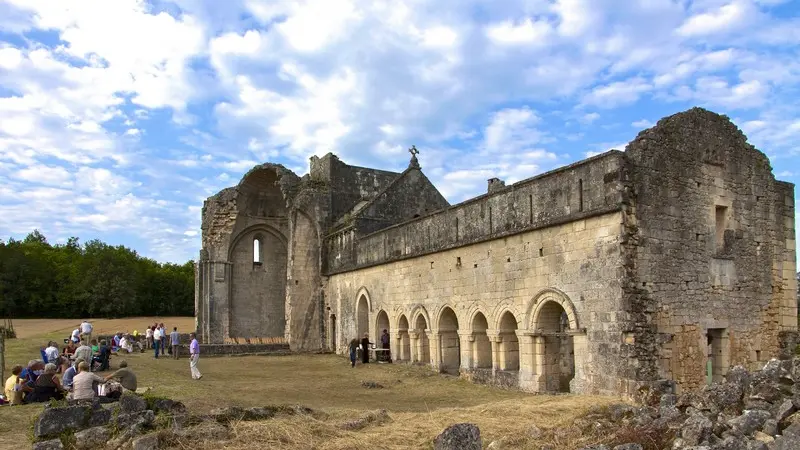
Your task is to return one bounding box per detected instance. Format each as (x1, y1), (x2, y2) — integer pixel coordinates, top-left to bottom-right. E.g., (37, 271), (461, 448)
(189, 333), (202, 380)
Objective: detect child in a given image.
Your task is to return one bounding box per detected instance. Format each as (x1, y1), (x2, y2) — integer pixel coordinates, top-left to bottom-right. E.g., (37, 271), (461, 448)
(348, 338), (359, 368)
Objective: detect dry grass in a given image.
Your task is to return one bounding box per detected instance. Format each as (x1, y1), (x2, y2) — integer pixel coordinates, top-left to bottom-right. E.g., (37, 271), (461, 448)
(1, 318), (624, 450)
(7, 317), (196, 339)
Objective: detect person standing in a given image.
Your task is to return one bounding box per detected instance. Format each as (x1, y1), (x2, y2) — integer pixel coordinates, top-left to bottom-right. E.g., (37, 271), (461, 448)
(360, 333), (371, 364)
(380, 329), (391, 363)
(158, 323), (167, 355)
(153, 326), (162, 358)
(170, 327), (180, 359)
(189, 333), (202, 380)
(80, 320), (93, 342)
(348, 338), (359, 368)
(145, 326), (153, 350)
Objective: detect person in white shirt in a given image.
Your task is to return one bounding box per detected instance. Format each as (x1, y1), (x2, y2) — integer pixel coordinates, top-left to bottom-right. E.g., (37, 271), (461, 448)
(153, 327), (162, 358)
(119, 336), (133, 353)
(80, 320), (93, 341)
(71, 327), (81, 344)
(145, 327), (153, 350)
(44, 341), (66, 372)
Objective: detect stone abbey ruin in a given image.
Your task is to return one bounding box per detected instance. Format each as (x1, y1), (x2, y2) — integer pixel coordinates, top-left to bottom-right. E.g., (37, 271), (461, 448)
(195, 107), (797, 398)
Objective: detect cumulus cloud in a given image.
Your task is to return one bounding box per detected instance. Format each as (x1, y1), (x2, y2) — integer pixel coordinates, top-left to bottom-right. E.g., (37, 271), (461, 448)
(0, 0), (797, 261)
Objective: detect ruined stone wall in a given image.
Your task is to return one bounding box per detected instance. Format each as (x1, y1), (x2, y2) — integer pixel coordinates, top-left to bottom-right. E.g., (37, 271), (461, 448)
(325, 211), (627, 395)
(325, 152), (625, 274)
(625, 108), (797, 392)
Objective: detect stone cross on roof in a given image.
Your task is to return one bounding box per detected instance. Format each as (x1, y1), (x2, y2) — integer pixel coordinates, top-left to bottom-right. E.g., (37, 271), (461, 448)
(408, 145), (420, 169)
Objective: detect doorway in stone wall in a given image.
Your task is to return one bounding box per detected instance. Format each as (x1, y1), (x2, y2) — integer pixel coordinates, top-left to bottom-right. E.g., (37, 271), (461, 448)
(375, 310), (390, 361)
(535, 301), (575, 393)
(398, 315), (410, 361)
(329, 315), (337, 352)
(471, 312), (492, 370)
(415, 314), (431, 364)
(706, 328), (729, 384)
(438, 307), (460, 374)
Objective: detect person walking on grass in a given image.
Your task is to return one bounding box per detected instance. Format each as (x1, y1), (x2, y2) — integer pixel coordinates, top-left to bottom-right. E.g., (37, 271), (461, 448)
(170, 327), (180, 360)
(189, 333), (202, 380)
(348, 338), (359, 368)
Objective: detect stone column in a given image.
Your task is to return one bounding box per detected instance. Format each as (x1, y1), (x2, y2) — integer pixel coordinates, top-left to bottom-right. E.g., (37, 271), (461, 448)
(532, 334), (546, 392)
(458, 331), (474, 372)
(429, 329), (441, 371)
(569, 331), (589, 394)
(409, 331), (419, 362)
(392, 332), (404, 361)
(487, 329), (501, 374)
(516, 330), (535, 391)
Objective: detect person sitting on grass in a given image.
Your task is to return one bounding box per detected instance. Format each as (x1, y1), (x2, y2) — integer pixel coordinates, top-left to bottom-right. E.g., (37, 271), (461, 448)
(74, 339), (92, 367)
(90, 339), (99, 354)
(92, 340), (111, 372)
(119, 335), (133, 353)
(19, 360), (44, 402)
(104, 360), (137, 393)
(62, 358), (83, 391)
(71, 362), (104, 401)
(62, 341), (77, 359)
(3, 365), (24, 406)
(27, 363), (65, 403)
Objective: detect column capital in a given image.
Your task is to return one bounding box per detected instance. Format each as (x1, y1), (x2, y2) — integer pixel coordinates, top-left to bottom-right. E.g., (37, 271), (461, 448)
(409, 330), (420, 339)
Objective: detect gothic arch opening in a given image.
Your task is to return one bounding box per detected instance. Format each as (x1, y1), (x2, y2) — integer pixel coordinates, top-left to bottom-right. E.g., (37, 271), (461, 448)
(357, 295), (369, 338)
(536, 301), (574, 393)
(471, 312), (491, 369)
(414, 313), (431, 364)
(438, 307), (460, 374)
(398, 315), (410, 361)
(498, 311), (519, 371)
(329, 314), (337, 352)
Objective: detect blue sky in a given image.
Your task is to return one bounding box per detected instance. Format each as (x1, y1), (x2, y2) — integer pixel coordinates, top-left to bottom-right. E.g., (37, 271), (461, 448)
(0, 0), (798, 263)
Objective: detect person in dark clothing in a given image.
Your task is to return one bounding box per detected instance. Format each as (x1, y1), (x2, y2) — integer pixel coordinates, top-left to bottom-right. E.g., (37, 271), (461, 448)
(360, 333), (372, 364)
(27, 363), (65, 403)
(380, 329), (391, 363)
(93, 340), (111, 371)
(348, 338), (359, 368)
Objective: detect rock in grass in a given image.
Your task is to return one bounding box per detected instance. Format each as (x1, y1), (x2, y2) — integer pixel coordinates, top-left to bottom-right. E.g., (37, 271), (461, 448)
(339, 409), (391, 431)
(433, 423), (481, 450)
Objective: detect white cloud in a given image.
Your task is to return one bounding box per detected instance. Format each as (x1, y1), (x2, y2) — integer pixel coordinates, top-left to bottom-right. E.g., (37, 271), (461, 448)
(485, 18), (552, 45)
(582, 78), (652, 108)
(677, 1), (755, 37)
(632, 119), (654, 128)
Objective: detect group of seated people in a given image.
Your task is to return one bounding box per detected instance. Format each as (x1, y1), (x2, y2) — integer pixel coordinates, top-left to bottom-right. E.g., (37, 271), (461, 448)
(2, 357), (138, 405)
(53, 339), (112, 372)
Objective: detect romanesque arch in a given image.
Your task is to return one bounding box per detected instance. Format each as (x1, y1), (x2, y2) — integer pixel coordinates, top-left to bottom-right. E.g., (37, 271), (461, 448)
(375, 309), (390, 345)
(397, 314), (411, 361)
(469, 310), (491, 369)
(497, 310), (520, 371)
(228, 224), (287, 340)
(527, 288), (578, 392)
(437, 306), (460, 374)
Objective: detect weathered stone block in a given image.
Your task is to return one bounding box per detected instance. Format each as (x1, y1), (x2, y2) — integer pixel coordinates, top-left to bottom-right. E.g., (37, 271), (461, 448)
(433, 423), (481, 450)
(120, 393), (147, 413)
(34, 405), (90, 439)
(73, 426), (110, 450)
(32, 439), (63, 450)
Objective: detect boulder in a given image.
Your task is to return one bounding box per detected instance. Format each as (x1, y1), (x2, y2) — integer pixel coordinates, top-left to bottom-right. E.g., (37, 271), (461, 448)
(728, 410), (772, 436)
(74, 426), (111, 450)
(762, 419), (779, 436)
(360, 380), (384, 389)
(131, 433), (160, 450)
(120, 393), (147, 414)
(114, 410), (155, 430)
(682, 413), (713, 445)
(34, 405), (91, 439)
(174, 420), (231, 442)
(702, 381), (744, 414)
(152, 399), (186, 415)
(87, 408), (111, 427)
(774, 400), (796, 423)
(32, 439), (63, 450)
(433, 423), (482, 450)
(752, 431), (774, 443)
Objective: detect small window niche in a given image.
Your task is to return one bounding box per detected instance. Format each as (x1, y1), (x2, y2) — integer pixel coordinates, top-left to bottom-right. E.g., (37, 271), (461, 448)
(714, 205), (730, 255)
(253, 237), (263, 266)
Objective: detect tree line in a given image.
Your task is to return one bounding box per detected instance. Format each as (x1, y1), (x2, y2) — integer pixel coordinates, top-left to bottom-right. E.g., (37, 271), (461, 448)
(0, 230), (194, 319)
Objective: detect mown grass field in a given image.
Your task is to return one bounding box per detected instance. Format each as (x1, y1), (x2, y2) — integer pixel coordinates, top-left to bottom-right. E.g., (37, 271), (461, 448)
(1, 318), (623, 449)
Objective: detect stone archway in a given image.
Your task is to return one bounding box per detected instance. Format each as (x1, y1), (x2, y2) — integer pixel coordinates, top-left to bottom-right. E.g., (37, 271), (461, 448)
(498, 311), (519, 371)
(375, 310), (390, 361)
(533, 300), (576, 393)
(471, 312), (491, 369)
(413, 313), (431, 364)
(397, 315), (410, 361)
(438, 307), (460, 374)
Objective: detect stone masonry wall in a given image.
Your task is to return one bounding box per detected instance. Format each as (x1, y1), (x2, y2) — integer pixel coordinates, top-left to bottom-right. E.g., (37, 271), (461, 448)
(625, 107), (797, 392)
(325, 151), (625, 275)
(325, 211), (627, 395)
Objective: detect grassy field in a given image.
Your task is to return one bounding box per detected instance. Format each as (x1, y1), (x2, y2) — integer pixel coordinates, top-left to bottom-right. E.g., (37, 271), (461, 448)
(1, 318), (624, 449)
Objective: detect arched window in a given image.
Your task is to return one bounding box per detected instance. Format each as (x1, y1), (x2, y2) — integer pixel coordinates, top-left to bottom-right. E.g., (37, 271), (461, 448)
(253, 237), (262, 264)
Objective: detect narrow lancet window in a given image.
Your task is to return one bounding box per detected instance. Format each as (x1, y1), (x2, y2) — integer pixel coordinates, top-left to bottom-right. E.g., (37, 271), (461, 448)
(253, 238), (262, 264)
